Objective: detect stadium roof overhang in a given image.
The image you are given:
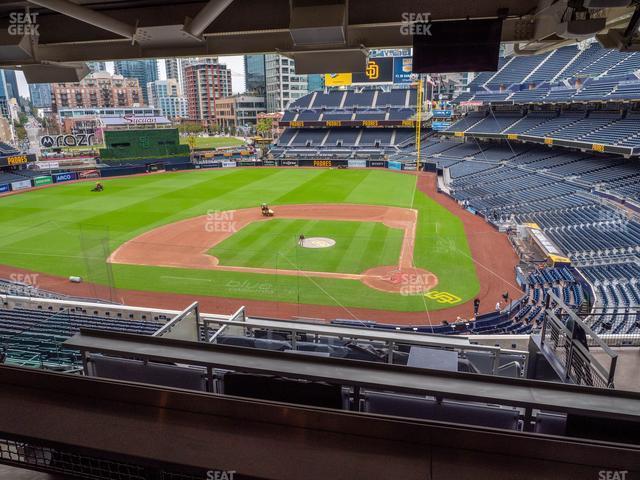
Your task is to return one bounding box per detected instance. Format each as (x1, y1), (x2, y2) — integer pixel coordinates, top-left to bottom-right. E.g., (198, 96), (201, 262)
(0, 0), (637, 81)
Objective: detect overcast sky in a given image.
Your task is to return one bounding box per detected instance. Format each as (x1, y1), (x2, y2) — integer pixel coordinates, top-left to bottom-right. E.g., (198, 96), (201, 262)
(16, 55), (247, 98)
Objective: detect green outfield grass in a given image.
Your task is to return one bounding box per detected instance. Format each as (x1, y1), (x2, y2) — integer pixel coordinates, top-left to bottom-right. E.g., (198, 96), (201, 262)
(210, 219), (404, 274)
(0, 168), (479, 312)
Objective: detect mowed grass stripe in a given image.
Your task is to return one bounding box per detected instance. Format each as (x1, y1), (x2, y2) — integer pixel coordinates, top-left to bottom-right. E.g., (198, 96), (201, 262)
(211, 219), (404, 275)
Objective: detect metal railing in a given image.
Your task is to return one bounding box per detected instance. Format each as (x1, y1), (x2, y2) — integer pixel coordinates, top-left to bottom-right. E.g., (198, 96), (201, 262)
(540, 291), (618, 388)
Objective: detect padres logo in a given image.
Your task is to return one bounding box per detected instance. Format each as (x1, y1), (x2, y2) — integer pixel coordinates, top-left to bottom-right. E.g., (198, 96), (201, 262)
(425, 290), (461, 304)
(365, 61), (380, 80)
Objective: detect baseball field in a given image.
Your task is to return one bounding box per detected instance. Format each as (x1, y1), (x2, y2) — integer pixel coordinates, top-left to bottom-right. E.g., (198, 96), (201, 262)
(0, 168), (487, 316)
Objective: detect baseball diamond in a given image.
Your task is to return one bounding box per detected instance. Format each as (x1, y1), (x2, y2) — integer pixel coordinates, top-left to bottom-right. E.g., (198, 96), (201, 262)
(0, 168), (520, 323)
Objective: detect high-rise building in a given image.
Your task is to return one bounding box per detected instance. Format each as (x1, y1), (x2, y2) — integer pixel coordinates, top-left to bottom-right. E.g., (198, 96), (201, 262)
(147, 79), (188, 119)
(2, 70), (19, 100)
(183, 60), (232, 127)
(86, 61), (107, 73)
(165, 59), (181, 82)
(50, 71), (142, 111)
(244, 55), (266, 96)
(28, 83), (52, 108)
(0, 71), (8, 118)
(113, 59), (158, 104)
(265, 54), (308, 112)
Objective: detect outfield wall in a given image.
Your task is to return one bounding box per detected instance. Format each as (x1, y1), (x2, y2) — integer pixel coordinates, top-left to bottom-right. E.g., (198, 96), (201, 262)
(0, 159), (425, 197)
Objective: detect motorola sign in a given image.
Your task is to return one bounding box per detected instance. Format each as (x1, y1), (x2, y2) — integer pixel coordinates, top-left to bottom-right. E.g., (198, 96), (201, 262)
(40, 134), (96, 148)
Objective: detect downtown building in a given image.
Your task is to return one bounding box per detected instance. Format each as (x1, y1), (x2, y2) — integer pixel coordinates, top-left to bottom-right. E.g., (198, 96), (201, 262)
(147, 79), (188, 119)
(264, 54), (309, 113)
(215, 94), (266, 133)
(50, 71), (143, 112)
(114, 59), (158, 104)
(183, 60), (232, 128)
(28, 83), (52, 109)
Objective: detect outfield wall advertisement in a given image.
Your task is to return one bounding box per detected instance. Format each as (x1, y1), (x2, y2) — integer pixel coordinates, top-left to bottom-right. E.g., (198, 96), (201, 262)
(0, 183), (10, 193)
(52, 172), (78, 183)
(11, 179), (31, 191)
(348, 160), (367, 168)
(33, 176), (53, 186)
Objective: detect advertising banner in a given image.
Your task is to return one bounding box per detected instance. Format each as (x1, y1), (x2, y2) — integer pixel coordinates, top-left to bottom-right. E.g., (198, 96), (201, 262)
(388, 161), (403, 171)
(237, 161), (260, 167)
(393, 57), (413, 84)
(432, 121), (452, 131)
(324, 73), (353, 86)
(311, 159), (333, 168)
(348, 160), (367, 168)
(0, 183), (10, 193)
(33, 176), (53, 186)
(11, 179), (31, 191)
(280, 159), (298, 167)
(367, 160), (387, 168)
(432, 109), (453, 118)
(221, 161), (237, 168)
(78, 170), (100, 179)
(52, 172), (77, 183)
(37, 161), (60, 170)
(263, 160), (277, 166)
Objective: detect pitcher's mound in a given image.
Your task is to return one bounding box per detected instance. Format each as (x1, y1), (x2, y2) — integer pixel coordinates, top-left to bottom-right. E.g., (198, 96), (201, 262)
(362, 266), (439, 294)
(300, 237), (336, 249)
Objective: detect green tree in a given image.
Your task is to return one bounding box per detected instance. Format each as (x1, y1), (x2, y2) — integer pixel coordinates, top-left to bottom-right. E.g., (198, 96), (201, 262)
(256, 117), (273, 137)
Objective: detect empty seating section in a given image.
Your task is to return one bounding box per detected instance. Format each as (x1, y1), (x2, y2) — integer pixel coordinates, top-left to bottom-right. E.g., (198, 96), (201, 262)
(343, 90), (375, 107)
(273, 88), (416, 157)
(526, 46), (579, 83)
(486, 55), (548, 88)
(375, 89), (408, 107)
(510, 87), (550, 103)
(465, 114), (520, 134)
(571, 80), (618, 101)
(520, 113), (584, 137)
(290, 129), (326, 146)
(325, 129), (359, 146)
(503, 113), (556, 134)
(310, 91), (344, 108)
(0, 307), (162, 367)
(439, 135), (640, 325)
(359, 129), (393, 146)
(445, 112), (485, 132)
(454, 43), (640, 105)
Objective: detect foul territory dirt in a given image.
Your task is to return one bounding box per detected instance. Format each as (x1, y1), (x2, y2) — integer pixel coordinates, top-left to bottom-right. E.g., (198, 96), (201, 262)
(0, 172), (521, 325)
